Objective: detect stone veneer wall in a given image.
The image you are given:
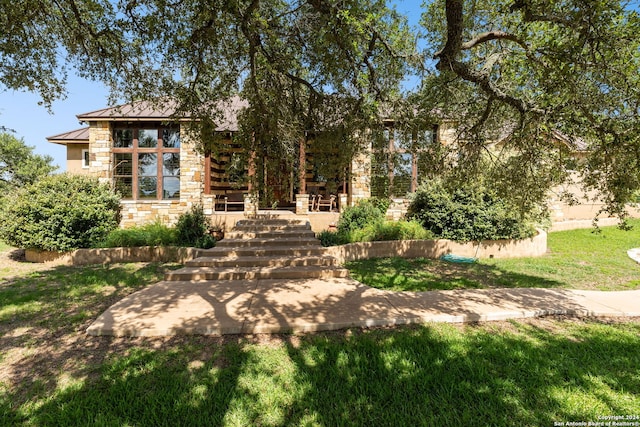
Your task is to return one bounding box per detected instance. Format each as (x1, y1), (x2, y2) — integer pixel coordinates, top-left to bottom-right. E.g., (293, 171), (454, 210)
(87, 121), (207, 227)
(350, 139), (372, 206)
(324, 229), (547, 262)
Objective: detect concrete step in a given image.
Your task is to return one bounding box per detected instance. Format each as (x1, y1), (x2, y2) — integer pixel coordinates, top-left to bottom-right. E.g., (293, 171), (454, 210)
(235, 219), (309, 227)
(216, 237), (320, 248)
(199, 246), (328, 258)
(224, 230), (316, 239)
(165, 265), (350, 281)
(232, 224), (312, 232)
(185, 256), (338, 268)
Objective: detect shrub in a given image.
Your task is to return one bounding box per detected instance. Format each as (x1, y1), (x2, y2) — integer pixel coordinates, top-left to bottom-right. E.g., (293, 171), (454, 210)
(318, 220), (431, 246)
(337, 199), (386, 233)
(407, 180), (536, 242)
(175, 204), (215, 249)
(317, 230), (350, 247)
(366, 220), (433, 241)
(98, 220), (178, 248)
(0, 174), (121, 251)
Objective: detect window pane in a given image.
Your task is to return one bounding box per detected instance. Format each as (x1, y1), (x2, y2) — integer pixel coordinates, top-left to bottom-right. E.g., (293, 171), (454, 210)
(114, 129), (133, 148)
(163, 153), (180, 176)
(138, 129), (158, 148)
(163, 129), (180, 148)
(163, 177), (180, 199)
(114, 177), (133, 198)
(82, 150), (90, 168)
(391, 153), (412, 197)
(114, 153), (133, 175)
(138, 177), (158, 199)
(138, 153), (157, 176)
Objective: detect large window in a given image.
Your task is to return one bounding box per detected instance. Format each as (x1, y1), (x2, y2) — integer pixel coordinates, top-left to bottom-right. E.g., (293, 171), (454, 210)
(112, 126), (180, 200)
(371, 126), (437, 198)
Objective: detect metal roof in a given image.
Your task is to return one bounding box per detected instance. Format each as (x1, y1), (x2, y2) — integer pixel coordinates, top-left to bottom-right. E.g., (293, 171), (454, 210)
(46, 127), (90, 145)
(76, 96), (248, 131)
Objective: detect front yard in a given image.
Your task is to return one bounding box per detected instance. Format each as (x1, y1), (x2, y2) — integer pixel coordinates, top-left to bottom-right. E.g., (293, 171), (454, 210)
(348, 220), (640, 291)
(1, 222), (639, 426)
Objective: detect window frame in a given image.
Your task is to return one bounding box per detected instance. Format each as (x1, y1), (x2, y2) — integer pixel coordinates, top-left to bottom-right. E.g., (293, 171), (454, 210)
(112, 123), (181, 201)
(81, 149), (90, 169)
(371, 124), (438, 197)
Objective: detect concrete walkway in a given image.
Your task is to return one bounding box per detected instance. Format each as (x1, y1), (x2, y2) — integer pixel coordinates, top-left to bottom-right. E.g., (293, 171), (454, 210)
(87, 278), (640, 336)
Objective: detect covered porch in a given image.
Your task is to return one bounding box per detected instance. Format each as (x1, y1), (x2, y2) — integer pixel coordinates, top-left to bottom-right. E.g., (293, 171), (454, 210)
(200, 133), (370, 216)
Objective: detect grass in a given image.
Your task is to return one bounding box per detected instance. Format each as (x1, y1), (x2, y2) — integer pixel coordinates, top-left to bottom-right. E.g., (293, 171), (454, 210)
(348, 220), (640, 291)
(1, 230), (639, 426)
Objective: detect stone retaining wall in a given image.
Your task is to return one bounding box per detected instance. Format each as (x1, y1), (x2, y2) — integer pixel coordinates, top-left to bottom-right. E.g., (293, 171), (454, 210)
(25, 230), (546, 266)
(25, 246), (201, 266)
(324, 230), (547, 263)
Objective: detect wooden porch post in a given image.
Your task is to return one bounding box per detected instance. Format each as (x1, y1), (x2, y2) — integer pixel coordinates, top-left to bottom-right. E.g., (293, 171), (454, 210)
(204, 151), (211, 195)
(248, 133), (256, 192)
(388, 127), (395, 193)
(298, 135), (307, 194)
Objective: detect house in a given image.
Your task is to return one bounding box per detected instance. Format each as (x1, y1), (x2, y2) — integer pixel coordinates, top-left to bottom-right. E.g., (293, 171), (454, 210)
(47, 98), (454, 229)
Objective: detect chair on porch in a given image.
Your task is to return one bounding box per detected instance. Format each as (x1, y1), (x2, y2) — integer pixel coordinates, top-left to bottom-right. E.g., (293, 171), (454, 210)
(213, 194), (227, 212)
(308, 194), (318, 212)
(224, 193), (245, 211)
(316, 194), (336, 212)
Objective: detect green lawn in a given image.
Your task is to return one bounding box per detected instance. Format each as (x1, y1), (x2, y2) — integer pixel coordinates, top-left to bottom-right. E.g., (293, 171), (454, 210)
(1, 230), (640, 426)
(347, 220), (640, 291)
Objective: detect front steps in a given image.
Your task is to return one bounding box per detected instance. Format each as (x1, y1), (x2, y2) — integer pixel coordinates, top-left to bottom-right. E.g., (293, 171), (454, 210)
(165, 218), (348, 282)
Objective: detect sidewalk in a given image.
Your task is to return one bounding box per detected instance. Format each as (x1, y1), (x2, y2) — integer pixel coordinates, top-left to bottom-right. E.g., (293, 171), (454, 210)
(86, 278), (640, 336)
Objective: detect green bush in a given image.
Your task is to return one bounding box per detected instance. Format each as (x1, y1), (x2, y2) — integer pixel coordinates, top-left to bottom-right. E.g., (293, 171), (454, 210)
(317, 230), (351, 247)
(175, 205), (215, 249)
(406, 180), (536, 242)
(337, 199), (386, 233)
(365, 220), (433, 241)
(318, 220), (431, 247)
(98, 220), (178, 248)
(0, 174), (121, 251)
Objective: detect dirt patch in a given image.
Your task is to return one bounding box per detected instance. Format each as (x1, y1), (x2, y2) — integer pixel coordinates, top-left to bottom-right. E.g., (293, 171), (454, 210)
(0, 248), (66, 281)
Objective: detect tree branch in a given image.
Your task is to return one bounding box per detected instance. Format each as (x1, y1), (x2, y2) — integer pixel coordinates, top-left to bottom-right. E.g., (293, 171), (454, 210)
(461, 31), (528, 51)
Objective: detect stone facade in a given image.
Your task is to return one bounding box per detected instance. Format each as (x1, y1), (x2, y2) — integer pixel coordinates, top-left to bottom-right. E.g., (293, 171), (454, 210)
(78, 115), (460, 228)
(85, 121), (207, 227)
(88, 121), (112, 184)
(349, 140), (372, 205)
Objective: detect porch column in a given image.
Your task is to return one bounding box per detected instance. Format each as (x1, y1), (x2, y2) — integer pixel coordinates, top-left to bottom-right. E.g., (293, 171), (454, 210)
(298, 136), (306, 194)
(295, 135), (309, 214)
(247, 134), (256, 192)
(296, 194), (310, 215)
(350, 140), (372, 206)
(204, 151), (211, 195)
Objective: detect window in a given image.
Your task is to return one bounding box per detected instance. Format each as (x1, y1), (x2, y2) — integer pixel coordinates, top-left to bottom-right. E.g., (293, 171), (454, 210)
(112, 126), (180, 200)
(82, 149), (90, 169)
(371, 125), (437, 198)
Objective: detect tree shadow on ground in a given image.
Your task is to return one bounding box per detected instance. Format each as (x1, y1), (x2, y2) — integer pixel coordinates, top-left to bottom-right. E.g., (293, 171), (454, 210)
(2, 319), (637, 426)
(277, 320), (640, 426)
(347, 257), (564, 291)
(1, 259), (639, 426)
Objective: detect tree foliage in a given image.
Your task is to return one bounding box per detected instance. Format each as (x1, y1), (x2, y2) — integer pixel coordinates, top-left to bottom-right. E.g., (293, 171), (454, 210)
(421, 0), (640, 220)
(2, 1), (640, 218)
(0, 132), (57, 192)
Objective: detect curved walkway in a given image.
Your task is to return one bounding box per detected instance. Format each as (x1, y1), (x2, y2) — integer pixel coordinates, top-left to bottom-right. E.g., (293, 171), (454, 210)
(87, 278), (640, 336)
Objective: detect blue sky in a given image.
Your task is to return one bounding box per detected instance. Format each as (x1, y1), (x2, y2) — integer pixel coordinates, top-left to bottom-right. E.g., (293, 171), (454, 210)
(0, 1), (425, 171)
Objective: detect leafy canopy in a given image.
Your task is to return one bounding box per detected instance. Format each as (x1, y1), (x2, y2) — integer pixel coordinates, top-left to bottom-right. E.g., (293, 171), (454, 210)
(2, 1), (640, 217)
(419, 0), (640, 220)
(0, 132), (57, 192)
